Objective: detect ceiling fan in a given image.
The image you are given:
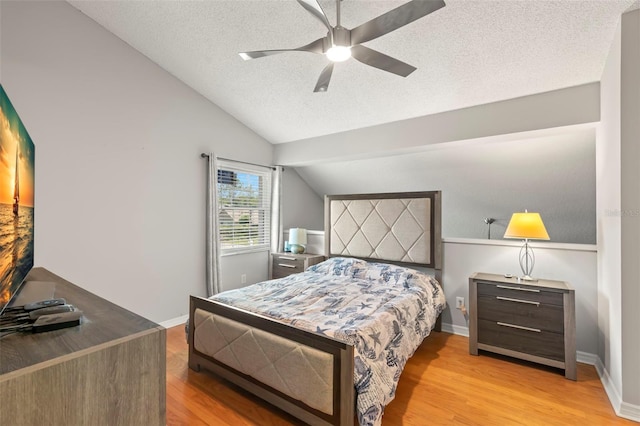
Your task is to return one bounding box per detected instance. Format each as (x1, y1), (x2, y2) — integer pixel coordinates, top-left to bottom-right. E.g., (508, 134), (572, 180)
(239, 0), (446, 92)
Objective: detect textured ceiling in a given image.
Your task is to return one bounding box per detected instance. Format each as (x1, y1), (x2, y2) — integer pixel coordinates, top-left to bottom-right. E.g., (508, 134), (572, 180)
(67, 0), (637, 144)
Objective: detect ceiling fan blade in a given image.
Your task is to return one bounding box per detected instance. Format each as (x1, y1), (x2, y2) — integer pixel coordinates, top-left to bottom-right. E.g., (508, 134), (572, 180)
(351, 0), (445, 45)
(351, 45), (416, 77)
(239, 38), (324, 60)
(296, 0), (333, 33)
(313, 63), (334, 92)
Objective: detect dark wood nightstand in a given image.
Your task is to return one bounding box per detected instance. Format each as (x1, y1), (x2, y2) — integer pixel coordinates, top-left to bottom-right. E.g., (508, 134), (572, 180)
(271, 252), (324, 279)
(469, 272), (576, 380)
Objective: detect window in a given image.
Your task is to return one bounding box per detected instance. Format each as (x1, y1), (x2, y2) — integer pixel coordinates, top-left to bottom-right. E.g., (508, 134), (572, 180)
(217, 161), (271, 254)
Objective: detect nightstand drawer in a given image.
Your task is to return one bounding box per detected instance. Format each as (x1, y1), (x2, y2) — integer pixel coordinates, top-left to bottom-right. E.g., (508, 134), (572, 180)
(272, 258), (305, 278)
(273, 255), (305, 269)
(270, 253), (324, 280)
(478, 319), (565, 361)
(477, 295), (564, 333)
(477, 282), (563, 306)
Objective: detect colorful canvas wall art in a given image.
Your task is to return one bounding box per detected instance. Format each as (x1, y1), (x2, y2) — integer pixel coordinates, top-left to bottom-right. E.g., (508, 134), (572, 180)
(0, 84), (35, 313)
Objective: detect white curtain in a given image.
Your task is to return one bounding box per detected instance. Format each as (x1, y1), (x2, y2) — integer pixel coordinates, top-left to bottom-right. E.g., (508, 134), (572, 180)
(270, 166), (284, 259)
(204, 153), (221, 297)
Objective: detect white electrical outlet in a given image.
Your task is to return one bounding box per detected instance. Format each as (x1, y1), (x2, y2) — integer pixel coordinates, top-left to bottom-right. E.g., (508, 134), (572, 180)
(241, 274), (247, 284)
(456, 296), (465, 309)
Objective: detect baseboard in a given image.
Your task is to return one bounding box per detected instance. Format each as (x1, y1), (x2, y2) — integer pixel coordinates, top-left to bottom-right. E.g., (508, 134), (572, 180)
(594, 357), (640, 423)
(619, 402), (640, 423)
(159, 314), (188, 329)
(576, 350), (598, 365)
(440, 322), (469, 337)
(594, 357), (624, 418)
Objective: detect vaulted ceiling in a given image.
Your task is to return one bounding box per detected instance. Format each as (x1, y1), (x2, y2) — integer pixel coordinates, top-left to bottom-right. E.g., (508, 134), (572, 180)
(67, 0), (637, 144)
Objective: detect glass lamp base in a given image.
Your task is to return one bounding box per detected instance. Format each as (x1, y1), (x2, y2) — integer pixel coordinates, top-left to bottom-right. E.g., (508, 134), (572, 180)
(290, 244), (305, 254)
(518, 240), (538, 282)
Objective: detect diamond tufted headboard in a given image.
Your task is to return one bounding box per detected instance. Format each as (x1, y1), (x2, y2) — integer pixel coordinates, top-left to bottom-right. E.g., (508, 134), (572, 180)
(324, 191), (442, 269)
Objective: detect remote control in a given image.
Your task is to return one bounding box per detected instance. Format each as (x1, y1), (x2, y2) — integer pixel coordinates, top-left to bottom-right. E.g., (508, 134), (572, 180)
(28, 305), (75, 320)
(31, 311), (82, 333)
(0, 305), (75, 325)
(23, 298), (67, 312)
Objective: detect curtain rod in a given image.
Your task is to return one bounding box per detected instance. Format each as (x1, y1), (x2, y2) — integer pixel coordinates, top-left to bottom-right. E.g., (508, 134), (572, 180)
(200, 153), (277, 171)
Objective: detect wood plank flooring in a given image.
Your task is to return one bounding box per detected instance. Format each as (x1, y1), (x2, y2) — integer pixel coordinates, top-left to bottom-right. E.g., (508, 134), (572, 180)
(166, 325), (633, 425)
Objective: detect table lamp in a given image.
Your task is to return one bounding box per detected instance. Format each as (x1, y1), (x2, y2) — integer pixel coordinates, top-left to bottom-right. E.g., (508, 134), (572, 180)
(289, 228), (307, 254)
(503, 210), (549, 281)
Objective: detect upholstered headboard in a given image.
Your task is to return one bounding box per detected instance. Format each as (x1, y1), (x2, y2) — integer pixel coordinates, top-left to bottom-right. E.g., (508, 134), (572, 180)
(324, 191), (442, 269)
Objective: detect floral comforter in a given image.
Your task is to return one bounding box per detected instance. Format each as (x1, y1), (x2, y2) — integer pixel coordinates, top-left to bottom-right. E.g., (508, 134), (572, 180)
(211, 257), (446, 426)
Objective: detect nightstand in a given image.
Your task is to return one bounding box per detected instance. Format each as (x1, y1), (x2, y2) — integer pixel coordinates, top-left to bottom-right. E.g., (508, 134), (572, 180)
(469, 272), (576, 380)
(271, 252), (324, 279)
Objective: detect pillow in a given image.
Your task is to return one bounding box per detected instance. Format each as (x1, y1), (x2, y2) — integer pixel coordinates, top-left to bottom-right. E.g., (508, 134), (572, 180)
(309, 257), (440, 291)
(352, 262), (413, 285)
(307, 257), (369, 277)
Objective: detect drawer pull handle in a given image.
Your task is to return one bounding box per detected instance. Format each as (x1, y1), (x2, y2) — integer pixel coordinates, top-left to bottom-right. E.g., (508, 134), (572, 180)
(497, 322), (541, 333)
(496, 296), (540, 306)
(278, 256), (297, 261)
(496, 285), (540, 293)
(278, 263), (297, 268)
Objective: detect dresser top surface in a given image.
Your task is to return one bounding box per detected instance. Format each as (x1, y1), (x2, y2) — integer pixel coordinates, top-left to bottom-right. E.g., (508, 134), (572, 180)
(470, 272), (573, 292)
(0, 267), (162, 375)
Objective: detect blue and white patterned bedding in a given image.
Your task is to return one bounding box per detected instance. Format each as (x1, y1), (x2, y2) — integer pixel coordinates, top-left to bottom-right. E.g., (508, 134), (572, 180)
(211, 257), (446, 426)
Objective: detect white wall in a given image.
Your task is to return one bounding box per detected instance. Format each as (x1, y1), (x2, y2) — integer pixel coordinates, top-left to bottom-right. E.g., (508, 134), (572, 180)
(219, 251), (269, 293)
(619, 8), (640, 410)
(599, 11), (623, 407)
(282, 167), (323, 231)
(294, 129), (596, 244)
(0, 1), (273, 323)
(275, 83), (600, 166)
(599, 7), (640, 419)
(276, 85), (599, 244)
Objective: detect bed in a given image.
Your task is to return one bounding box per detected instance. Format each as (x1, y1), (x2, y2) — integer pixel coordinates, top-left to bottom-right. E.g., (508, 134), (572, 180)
(188, 191), (445, 426)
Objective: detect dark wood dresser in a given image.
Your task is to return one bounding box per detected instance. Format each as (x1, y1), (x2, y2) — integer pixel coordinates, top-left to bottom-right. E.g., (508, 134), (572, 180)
(0, 267), (166, 425)
(271, 252), (324, 279)
(469, 272), (576, 380)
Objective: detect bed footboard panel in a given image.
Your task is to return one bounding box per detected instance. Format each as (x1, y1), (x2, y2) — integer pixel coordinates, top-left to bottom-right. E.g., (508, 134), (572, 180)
(188, 296), (355, 426)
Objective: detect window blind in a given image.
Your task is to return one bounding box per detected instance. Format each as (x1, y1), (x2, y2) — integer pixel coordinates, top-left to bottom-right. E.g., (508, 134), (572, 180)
(217, 161), (271, 253)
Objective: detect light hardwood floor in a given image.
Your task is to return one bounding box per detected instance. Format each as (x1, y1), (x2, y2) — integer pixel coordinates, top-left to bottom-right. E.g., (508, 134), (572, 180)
(166, 325), (633, 425)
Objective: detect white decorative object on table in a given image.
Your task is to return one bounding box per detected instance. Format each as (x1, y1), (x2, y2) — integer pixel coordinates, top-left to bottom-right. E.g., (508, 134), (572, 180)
(289, 228), (307, 254)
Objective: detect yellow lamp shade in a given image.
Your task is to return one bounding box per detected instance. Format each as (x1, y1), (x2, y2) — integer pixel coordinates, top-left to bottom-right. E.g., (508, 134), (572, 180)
(504, 212), (550, 240)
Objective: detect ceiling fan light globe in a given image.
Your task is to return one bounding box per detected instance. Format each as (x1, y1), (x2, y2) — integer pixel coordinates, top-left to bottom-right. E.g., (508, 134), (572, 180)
(326, 46), (351, 62)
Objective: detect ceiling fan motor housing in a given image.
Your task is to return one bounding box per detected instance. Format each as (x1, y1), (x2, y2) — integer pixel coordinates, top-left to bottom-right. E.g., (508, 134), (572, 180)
(323, 27), (351, 51)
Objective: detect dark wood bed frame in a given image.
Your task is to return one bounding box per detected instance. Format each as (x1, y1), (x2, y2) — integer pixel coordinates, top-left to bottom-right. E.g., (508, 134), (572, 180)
(188, 191), (442, 426)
